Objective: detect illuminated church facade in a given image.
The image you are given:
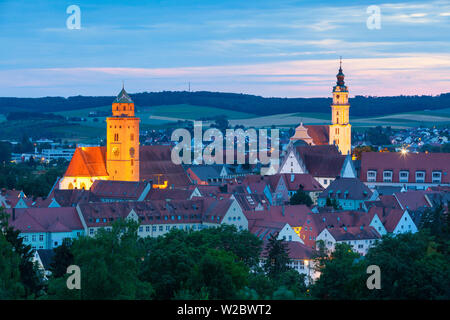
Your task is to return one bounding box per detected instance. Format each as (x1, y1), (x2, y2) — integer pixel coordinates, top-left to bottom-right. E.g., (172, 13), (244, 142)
(59, 87), (189, 191)
(290, 61), (351, 155)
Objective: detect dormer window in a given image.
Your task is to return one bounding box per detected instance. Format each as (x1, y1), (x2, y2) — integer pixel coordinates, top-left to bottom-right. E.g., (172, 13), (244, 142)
(383, 170), (393, 182)
(432, 171), (442, 184)
(367, 170), (377, 182)
(399, 170), (409, 183)
(415, 171), (425, 183)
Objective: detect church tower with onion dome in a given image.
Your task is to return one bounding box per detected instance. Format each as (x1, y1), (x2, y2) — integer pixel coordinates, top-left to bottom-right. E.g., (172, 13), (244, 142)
(106, 85), (140, 181)
(329, 58), (351, 155)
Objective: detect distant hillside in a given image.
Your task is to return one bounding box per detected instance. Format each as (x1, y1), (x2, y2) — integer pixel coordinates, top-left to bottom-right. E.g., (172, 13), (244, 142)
(1, 91), (449, 117)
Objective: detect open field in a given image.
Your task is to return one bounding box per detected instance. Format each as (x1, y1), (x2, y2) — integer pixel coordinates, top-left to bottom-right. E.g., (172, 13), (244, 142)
(1, 105), (448, 143)
(52, 104), (450, 129)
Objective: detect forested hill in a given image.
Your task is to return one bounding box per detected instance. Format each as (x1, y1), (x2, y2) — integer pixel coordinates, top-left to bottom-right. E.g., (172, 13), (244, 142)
(1, 91), (449, 117)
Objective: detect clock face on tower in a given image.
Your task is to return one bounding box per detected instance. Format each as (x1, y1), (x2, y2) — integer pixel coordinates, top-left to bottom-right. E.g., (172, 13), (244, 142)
(129, 147), (135, 158)
(112, 146), (120, 157)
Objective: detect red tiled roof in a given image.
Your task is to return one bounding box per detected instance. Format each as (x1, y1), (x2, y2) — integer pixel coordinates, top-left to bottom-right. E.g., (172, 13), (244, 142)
(393, 190), (431, 211)
(233, 193), (269, 211)
(8, 207), (83, 233)
(367, 206), (405, 233)
(364, 194), (402, 211)
(245, 205), (312, 229)
(90, 180), (149, 200)
(360, 152), (450, 183)
(326, 226), (381, 241)
(145, 188), (193, 201)
(64, 147), (108, 177)
(77, 198), (234, 227)
(280, 173), (324, 192)
(51, 189), (99, 207)
(296, 145), (345, 177)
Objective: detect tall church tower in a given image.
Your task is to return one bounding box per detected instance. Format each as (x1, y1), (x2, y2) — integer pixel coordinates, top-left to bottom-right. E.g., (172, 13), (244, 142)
(106, 86), (140, 181)
(329, 59), (351, 155)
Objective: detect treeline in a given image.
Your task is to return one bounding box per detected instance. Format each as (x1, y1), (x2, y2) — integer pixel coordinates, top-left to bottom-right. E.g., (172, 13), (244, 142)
(6, 112), (65, 121)
(1, 91), (449, 117)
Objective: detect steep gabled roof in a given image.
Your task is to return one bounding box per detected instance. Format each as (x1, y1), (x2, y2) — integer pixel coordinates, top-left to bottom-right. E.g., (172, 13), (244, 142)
(295, 145), (345, 177)
(64, 146), (108, 177)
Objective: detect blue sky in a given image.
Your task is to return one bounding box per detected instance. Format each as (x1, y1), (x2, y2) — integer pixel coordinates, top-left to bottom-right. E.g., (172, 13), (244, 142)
(0, 0), (449, 97)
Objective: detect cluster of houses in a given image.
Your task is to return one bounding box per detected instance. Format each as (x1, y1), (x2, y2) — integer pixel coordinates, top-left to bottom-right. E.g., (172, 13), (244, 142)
(390, 126), (449, 150)
(1, 143), (449, 284)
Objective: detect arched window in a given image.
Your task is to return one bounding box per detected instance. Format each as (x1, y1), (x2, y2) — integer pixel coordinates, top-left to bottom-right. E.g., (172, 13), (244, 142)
(68, 183), (74, 190)
(80, 183), (86, 190)
(130, 133), (134, 141)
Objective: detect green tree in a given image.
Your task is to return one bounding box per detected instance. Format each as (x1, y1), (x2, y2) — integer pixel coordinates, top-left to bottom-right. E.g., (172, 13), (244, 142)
(311, 243), (366, 300)
(263, 233), (291, 279)
(325, 197), (340, 210)
(0, 232), (25, 299)
(50, 240), (74, 278)
(0, 208), (44, 298)
(45, 219), (154, 300)
(290, 186), (313, 207)
(363, 232), (450, 300)
(189, 248), (248, 299)
(0, 141), (12, 163)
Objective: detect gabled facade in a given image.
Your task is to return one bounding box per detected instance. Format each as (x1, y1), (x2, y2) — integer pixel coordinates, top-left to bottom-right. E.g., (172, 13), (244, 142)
(317, 177), (378, 210)
(279, 144), (356, 188)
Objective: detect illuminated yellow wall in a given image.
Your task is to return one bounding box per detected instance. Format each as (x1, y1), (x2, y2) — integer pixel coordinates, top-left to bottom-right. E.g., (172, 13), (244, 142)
(59, 176), (109, 190)
(106, 101), (140, 181)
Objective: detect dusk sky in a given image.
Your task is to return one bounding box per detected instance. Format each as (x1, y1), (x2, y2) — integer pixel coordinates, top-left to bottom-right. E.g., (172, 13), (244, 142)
(0, 0), (449, 98)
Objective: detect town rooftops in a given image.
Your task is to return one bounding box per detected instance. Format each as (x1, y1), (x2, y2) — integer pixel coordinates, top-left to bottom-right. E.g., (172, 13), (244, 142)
(77, 198), (236, 227)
